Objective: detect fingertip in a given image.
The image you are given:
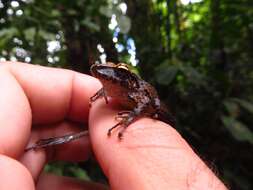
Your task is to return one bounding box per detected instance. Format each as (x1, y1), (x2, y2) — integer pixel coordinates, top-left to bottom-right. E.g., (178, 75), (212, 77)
(89, 101), (206, 190)
(6, 62), (101, 124)
(0, 154), (35, 190)
(89, 99), (188, 154)
(67, 72), (101, 123)
(0, 66), (32, 158)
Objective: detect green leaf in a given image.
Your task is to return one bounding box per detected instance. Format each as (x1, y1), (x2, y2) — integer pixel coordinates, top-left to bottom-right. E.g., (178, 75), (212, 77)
(223, 100), (240, 117)
(99, 6), (113, 17)
(231, 98), (253, 114)
(0, 28), (18, 46)
(181, 66), (204, 86)
(24, 27), (36, 41)
(221, 116), (253, 144)
(69, 166), (90, 180)
(117, 15), (131, 34)
(38, 30), (56, 41)
(51, 10), (61, 17)
(155, 65), (178, 85)
(81, 18), (100, 31)
(67, 9), (78, 16)
(0, 28), (18, 39)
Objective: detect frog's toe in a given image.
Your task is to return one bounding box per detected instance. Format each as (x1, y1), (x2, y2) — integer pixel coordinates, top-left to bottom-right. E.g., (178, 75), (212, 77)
(152, 113), (159, 118)
(107, 129), (113, 136)
(118, 132), (123, 139)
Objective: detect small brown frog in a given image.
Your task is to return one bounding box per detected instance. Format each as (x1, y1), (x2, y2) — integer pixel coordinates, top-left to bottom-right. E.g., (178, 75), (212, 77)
(26, 62), (175, 150)
(90, 62), (175, 138)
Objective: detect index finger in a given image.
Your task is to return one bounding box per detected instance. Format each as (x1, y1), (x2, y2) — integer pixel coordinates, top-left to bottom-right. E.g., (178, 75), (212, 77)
(89, 100), (227, 190)
(6, 62), (100, 124)
(0, 62), (100, 157)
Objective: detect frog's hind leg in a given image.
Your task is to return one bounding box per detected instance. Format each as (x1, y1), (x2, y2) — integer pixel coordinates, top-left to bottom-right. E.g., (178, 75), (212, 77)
(115, 111), (132, 120)
(107, 122), (122, 136)
(108, 111), (136, 139)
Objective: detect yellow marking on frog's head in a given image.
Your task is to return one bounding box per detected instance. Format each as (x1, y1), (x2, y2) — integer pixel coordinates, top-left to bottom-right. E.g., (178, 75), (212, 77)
(116, 63), (129, 70)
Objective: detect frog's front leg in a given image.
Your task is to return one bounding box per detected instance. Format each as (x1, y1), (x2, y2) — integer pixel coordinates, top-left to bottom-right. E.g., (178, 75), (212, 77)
(90, 88), (108, 105)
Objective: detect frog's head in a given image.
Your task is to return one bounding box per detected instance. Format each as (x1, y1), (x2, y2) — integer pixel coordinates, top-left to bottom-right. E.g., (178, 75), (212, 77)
(90, 62), (139, 89)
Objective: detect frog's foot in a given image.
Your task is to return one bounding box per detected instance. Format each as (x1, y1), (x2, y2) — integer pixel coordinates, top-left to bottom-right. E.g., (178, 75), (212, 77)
(107, 121), (122, 136)
(108, 111), (136, 139)
(118, 126), (128, 139)
(107, 122), (127, 139)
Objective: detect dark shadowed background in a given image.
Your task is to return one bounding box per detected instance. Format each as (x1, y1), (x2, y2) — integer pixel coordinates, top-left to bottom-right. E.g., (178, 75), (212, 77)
(0, 0), (253, 189)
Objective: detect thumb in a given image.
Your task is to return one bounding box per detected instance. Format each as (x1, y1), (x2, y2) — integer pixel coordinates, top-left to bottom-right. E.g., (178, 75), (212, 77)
(89, 100), (227, 190)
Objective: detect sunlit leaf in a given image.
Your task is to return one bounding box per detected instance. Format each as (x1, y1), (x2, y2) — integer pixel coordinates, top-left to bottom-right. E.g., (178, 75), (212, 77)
(51, 10), (61, 17)
(117, 15), (131, 34)
(99, 6), (113, 17)
(69, 166), (90, 180)
(24, 27), (36, 41)
(0, 28), (18, 39)
(38, 30), (56, 41)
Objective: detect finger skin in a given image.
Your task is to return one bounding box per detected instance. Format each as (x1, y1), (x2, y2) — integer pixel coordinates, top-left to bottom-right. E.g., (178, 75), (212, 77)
(0, 61), (100, 158)
(0, 155), (34, 190)
(20, 121), (91, 180)
(0, 61), (227, 190)
(6, 61), (101, 124)
(0, 65), (31, 157)
(89, 100), (227, 190)
(0, 62), (100, 184)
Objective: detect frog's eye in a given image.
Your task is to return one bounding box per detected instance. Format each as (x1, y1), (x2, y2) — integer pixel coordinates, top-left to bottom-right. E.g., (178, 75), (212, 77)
(116, 63), (129, 70)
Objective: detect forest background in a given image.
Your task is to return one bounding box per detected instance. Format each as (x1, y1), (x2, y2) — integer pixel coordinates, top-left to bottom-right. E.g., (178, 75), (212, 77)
(0, 0), (252, 189)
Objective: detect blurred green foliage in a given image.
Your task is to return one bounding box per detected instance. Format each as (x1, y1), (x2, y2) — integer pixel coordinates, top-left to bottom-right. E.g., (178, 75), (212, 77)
(45, 162), (90, 180)
(1, 0), (253, 189)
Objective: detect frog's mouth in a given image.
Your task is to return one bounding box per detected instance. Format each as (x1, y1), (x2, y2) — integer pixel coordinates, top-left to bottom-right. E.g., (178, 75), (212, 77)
(90, 64), (115, 79)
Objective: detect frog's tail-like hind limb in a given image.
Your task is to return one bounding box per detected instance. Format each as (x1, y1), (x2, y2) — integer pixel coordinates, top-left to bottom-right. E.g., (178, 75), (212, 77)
(156, 110), (176, 128)
(153, 102), (176, 128)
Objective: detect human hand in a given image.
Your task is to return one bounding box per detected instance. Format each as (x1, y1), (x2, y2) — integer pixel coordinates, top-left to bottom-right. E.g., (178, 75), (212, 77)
(0, 62), (227, 190)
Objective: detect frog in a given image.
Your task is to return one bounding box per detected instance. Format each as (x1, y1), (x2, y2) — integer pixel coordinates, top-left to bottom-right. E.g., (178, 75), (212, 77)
(90, 62), (175, 138)
(25, 62), (175, 151)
